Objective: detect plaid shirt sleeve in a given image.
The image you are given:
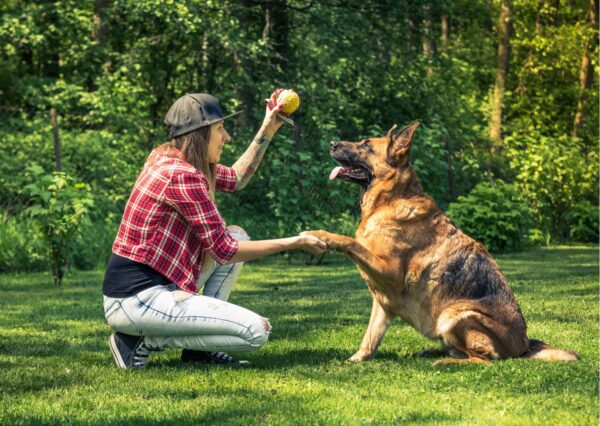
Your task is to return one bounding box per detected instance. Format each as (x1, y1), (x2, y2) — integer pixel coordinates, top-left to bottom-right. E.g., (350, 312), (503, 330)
(215, 164), (237, 193)
(164, 170), (238, 265)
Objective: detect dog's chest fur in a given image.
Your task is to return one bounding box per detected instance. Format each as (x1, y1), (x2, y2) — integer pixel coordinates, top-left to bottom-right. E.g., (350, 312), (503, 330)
(355, 206), (439, 337)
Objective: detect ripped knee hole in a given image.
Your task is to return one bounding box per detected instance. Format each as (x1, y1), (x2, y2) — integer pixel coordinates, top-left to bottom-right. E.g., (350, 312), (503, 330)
(261, 317), (272, 334)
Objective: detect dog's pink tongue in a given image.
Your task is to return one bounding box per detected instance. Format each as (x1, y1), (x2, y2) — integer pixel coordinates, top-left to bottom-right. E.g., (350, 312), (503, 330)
(329, 166), (343, 180)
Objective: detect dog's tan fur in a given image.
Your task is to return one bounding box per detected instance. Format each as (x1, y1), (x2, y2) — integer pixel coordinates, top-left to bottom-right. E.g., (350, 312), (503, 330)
(306, 123), (578, 364)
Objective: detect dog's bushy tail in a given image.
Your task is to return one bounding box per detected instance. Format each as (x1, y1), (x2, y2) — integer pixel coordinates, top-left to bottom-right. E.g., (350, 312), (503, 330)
(523, 339), (579, 362)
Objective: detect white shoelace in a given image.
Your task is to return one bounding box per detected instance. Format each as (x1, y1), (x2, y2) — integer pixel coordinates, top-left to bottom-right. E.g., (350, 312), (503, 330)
(132, 344), (151, 367)
(212, 352), (234, 362)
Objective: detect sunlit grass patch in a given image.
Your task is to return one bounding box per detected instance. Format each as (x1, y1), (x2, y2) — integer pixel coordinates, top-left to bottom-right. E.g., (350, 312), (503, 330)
(0, 246), (597, 425)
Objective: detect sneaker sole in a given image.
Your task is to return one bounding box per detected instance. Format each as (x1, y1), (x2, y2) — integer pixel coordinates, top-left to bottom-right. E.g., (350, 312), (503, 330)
(108, 334), (128, 369)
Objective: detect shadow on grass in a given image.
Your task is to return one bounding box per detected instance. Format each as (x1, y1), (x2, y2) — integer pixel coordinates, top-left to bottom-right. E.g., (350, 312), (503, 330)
(148, 348), (460, 373)
(2, 395), (462, 425)
(0, 367), (86, 394)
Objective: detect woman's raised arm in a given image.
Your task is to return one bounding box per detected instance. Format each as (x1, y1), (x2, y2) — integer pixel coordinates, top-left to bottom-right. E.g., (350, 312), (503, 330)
(232, 94), (284, 190)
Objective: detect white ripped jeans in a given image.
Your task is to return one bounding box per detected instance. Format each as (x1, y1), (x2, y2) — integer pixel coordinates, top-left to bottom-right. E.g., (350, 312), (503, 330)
(102, 227), (270, 352)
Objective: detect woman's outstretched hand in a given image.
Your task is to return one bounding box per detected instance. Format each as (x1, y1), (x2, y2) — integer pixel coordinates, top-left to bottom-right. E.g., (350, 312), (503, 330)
(225, 234), (328, 264)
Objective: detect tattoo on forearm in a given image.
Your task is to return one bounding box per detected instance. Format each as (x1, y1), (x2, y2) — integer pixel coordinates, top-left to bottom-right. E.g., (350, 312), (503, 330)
(255, 136), (270, 145)
(232, 133), (272, 190)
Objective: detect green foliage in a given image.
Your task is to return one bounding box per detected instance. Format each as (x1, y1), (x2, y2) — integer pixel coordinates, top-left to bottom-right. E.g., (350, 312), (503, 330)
(0, 213), (47, 273)
(509, 0), (599, 141)
(69, 218), (119, 271)
(0, 0), (597, 272)
(25, 166), (93, 285)
(506, 132), (599, 242)
(219, 132), (361, 239)
(411, 121), (451, 206)
(565, 200), (599, 243)
(0, 117), (145, 219)
(447, 180), (533, 253)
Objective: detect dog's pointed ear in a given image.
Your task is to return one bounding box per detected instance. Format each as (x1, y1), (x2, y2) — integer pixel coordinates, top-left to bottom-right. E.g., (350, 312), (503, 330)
(387, 122), (419, 165)
(386, 124), (398, 141)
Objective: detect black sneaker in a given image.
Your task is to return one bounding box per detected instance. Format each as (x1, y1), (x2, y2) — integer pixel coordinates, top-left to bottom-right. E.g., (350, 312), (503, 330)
(181, 350), (250, 366)
(108, 332), (152, 369)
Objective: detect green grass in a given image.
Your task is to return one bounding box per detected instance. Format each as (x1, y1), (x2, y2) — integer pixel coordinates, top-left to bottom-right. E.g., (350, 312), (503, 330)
(0, 246), (598, 425)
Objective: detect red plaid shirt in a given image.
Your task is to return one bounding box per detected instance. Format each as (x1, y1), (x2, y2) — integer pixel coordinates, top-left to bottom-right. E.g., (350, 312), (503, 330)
(112, 145), (239, 293)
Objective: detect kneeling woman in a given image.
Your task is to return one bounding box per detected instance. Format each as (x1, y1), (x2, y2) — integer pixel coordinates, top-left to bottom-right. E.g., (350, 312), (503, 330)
(102, 92), (327, 368)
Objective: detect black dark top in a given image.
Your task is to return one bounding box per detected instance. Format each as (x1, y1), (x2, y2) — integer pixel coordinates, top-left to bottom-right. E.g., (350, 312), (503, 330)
(102, 254), (171, 298)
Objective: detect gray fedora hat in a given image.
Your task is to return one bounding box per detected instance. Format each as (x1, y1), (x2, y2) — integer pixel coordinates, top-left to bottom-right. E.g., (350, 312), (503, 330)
(164, 93), (243, 137)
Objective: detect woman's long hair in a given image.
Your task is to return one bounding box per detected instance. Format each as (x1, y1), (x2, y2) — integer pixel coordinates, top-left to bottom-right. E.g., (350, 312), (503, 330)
(168, 126), (216, 199)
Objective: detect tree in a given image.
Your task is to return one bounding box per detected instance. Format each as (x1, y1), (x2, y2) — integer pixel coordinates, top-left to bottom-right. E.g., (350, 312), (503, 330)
(572, 0), (599, 137)
(490, 0), (513, 148)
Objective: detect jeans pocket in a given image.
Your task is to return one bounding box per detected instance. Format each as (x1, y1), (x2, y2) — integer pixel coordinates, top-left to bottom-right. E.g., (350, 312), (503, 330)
(104, 299), (121, 319)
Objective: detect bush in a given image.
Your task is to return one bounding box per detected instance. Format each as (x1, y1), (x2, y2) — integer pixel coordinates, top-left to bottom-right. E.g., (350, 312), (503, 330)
(446, 180), (533, 253)
(70, 218), (119, 271)
(565, 200), (599, 243)
(25, 167), (94, 285)
(506, 133), (599, 241)
(0, 213), (47, 273)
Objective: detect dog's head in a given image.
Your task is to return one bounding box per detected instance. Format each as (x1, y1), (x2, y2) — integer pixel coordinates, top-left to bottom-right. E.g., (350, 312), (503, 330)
(328, 122), (419, 187)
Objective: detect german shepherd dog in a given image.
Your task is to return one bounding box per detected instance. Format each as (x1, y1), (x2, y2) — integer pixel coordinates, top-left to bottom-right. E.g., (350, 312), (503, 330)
(304, 123), (578, 365)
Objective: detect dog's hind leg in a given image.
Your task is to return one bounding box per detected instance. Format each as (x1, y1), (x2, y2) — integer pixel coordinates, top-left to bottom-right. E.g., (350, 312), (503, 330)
(433, 310), (503, 366)
(433, 301), (529, 367)
(348, 298), (393, 362)
(433, 322), (492, 366)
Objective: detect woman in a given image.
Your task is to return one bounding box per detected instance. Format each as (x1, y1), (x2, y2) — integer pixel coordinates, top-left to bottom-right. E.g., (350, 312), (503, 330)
(102, 92), (327, 369)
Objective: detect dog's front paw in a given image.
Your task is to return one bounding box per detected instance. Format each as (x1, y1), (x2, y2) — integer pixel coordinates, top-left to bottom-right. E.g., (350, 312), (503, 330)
(347, 351), (374, 362)
(301, 230), (345, 250)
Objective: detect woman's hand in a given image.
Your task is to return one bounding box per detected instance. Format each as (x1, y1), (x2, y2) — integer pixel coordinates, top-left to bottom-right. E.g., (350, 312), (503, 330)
(293, 234), (329, 255)
(260, 89), (285, 136)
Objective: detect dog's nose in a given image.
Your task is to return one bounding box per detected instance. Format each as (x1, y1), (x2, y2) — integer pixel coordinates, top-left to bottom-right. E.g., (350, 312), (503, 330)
(330, 141), (340, 151)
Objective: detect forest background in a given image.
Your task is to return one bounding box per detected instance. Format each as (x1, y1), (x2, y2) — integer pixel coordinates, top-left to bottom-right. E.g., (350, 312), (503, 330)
(0, 0), (597, 275)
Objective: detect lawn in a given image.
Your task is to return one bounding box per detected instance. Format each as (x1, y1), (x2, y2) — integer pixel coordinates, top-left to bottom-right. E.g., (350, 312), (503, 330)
(0, 246), (598, 425)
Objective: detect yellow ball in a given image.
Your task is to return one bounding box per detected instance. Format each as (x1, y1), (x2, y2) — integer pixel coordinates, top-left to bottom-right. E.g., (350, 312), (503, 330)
(277, 89), (300, 114)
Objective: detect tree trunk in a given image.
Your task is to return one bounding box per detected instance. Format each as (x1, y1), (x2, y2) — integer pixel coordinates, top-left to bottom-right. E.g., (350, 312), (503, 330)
(263, 1), (289, 69)
(197, 31), (212, 91)
(572, 0), (598, 137)
(422, 2), (433, 77)
(92, 0), (110, 45)
(90, 0), (111, 89)
(51, 108), (61, 172)
(232, 49), (256, 128)
(490, 0), (512, 148)
(262, 6), (272, 69)
(441, 13), (448, 54)
(262, 6), (271, 42)
(42, 1), (61, 79)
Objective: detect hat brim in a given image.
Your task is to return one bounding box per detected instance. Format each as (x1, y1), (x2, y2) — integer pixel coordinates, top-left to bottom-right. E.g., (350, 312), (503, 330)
(171, 110), (244, 137)
(223, 110), (244, 120)
(201, 109), (244, 127)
